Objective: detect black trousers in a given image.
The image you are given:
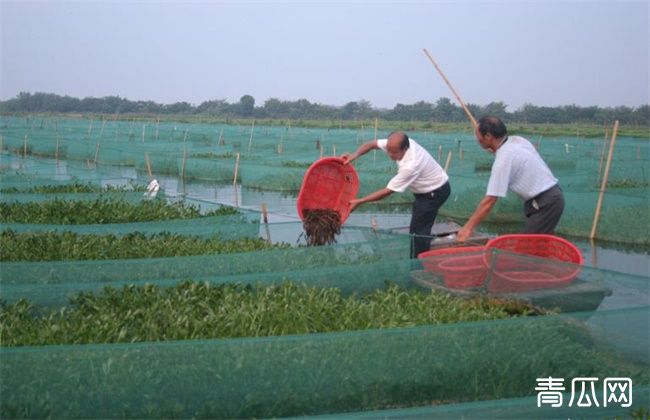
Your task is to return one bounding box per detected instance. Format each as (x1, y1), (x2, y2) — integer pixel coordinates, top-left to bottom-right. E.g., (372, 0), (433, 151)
(523, 184), (565, 234)
(410, 181), (451, 258)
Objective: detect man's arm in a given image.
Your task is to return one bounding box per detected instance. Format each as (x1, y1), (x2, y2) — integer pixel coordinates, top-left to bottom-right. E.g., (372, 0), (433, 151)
(341, 140), (379, 165)
(457, 195), (499, 241)
(349, 188), (393, 212)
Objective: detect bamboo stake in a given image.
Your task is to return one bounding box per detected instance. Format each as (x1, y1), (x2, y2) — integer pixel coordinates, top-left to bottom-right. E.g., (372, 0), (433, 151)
(443, 150), (452, 172)
(320, 146), (324, 159)
(590, 120), (619, 240)
(142, 124), (146, 143)
(181, 147), (187, 181)
(233, 152), (240, 186)
(332, 145), (336, 156)
(261, 203), (272, 243)
(0, 135), (3, 153)
(278, 135), (284, 155)
(373, 118), (378, 141)
(155, 119), (160, 140)
(145, 152), (153, 179)
(459, 147), (464, 160)
(87, 119), (93, 136)
(55, 138), (60, 163)
(183, 129), (188, 143)
(423, 48), (477, 128)
(437, 145), (442, 161)
(94, 143), (100, 165)
(218, 128), (224, 145)
(99, 118), (106, 138)
(247, 120), (255, 152)
(23, 135), (28, 158)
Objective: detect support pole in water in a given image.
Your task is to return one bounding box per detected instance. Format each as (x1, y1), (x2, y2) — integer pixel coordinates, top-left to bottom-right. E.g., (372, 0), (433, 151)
(261, 203), (272, 243)
(145, 152), (153, 179)
(590, 120), (619, 240)
(233, 152), (240, 186)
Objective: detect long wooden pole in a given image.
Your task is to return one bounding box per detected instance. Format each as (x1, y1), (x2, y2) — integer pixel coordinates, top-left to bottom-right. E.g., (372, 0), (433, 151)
(423, 48), (477, 128)
(233, 152), (240, 186)
(145, 152), (153, 179)
(247, 120), (255, 152)
(590, 120), (619, 239)
(443, 150), (453, 172)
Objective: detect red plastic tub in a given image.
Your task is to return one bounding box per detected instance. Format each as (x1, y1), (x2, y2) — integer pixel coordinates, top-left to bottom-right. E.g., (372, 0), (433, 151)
(296, 157), (359, 223)
(418, 246), (488, 289)
(485, 234), (583, 293)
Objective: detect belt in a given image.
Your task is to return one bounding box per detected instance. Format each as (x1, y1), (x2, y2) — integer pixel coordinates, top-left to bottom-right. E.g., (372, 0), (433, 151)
(530, 184), (560, 202)
(413, 181), (449, 197)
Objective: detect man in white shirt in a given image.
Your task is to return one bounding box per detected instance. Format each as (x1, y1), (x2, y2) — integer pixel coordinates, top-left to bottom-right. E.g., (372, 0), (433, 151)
(457, 116), (565, 242)
(341, 130), (450, 258)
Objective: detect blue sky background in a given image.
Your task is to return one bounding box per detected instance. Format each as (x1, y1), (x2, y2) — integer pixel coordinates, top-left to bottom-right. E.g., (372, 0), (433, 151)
(1, 0), (648, 111)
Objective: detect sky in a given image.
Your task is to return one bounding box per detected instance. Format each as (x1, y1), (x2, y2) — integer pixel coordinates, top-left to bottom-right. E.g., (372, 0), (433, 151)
(1, 0), (648, 112)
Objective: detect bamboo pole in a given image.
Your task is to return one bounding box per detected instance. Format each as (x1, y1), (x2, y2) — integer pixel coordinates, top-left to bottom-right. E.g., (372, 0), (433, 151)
(142, 124), (146, 143)
(155, 119), (160, 140)
(218, 128), (224, 145)
(181, 147), (187, 181)
(437, 145), (442, 161)
(23, 135), (28, 158)
(94, 143), (100, 165)
(590, 120), (619, 240)
(443, 150), (452, 172)
(99, 118), (106, 138)
(145, 152), (153, 179)
(374, 117), (378, 141)
(233, 152), (240, 186)
(332, 145), (336, 156)
(278, 135), (284, 155)
(261, 203), (272, 243)
(459, 147), (464, 160)
(247, 120), (255, 152)
(55, 138), (60, 163)
(422, 48), (477, 128)
(320, 146), (324, 159)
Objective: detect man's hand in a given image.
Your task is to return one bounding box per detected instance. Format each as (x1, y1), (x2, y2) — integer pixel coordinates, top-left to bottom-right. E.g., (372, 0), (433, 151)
(349, 198), (362, 213)
(340, 152), (357, 165)
(457, 225), (472, 242)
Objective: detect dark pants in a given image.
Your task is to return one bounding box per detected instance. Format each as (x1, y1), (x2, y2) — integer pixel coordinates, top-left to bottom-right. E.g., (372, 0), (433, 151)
(410, 181), (451, 258)
(523, 184), (565, 234)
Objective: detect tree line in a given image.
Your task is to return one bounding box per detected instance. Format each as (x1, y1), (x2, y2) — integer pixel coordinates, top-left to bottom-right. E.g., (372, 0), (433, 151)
(1, 92), (648, 126)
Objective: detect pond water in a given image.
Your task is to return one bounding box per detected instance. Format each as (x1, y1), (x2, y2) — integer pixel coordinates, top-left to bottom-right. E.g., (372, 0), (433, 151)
(2, 153), (648, 278)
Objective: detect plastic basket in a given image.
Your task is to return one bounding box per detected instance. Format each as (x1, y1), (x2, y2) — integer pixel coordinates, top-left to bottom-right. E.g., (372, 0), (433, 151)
(485, 234), (583, 292)
(418, 246), (488, 289)
(296, 157), (359, 223)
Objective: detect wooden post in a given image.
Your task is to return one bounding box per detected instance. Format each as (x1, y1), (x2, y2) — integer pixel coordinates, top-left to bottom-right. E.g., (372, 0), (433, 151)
(55, 138), (60, 163)
(247, 120), (255, 152)
(94, 143), (100, 165)
(141, 124), (146, 143)
(23, 135), (28, 158)
(181, 147), (187, 181)
(155, 119), (160, 140)
(278, 135), (284, 155)
(233, 152), (240, 186)
(183, 129), (188, 143)
(145, 152), (153, 179)
(459, 147), (464, 160)
(590, 120), (619, 240)
(422, 48), (477, 128)
(261, 203), (271, 243)
(320, 145), (324, 158)
(218, 128), (224, 145)
(437, 145), (442, 161)
(99, 118), (106, 138)
(444, 150), (452, 172)
(373, 117), (378, 141)
(332, 145), (336, 156)
(87, 119), (93, 136)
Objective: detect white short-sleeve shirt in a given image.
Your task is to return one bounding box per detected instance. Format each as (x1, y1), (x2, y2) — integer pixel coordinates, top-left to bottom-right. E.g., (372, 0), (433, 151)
(487, 135), (558, 201)
(377, 138), (448, 194)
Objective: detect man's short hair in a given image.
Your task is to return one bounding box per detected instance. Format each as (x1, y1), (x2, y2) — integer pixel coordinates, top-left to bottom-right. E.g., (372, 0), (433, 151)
(389, 131), (410, 151)
(478, 116), (507, 138)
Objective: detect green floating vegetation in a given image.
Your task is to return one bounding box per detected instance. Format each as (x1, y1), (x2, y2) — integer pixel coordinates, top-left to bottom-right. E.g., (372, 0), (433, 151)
(0, 198), (240, 224)
(0, 281), (542, 346)
(0, 181), (146, 194)
(0, 230), (287, 262)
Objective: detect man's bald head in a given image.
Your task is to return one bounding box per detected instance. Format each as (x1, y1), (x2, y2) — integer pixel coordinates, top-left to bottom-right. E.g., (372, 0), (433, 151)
(386, 131), (409, 161)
